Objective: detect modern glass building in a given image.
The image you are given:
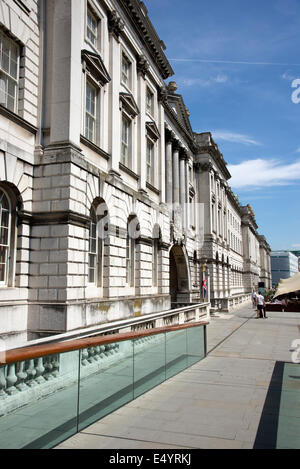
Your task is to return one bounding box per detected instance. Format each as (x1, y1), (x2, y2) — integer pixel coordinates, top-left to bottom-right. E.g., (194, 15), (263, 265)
(271, 251), (299, 287)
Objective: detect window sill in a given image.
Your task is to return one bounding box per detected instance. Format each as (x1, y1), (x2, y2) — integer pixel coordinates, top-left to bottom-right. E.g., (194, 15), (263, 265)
(80, 135), (110, 160)
(146, 181), (160, 195)
(0, 104), (37, 134)
(84, 37), (102, 56)
(119, 162), (139, 181)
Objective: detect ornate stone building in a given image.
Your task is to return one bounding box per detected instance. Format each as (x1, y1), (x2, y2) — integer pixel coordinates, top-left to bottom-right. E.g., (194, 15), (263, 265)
(0, 0), (271, 347)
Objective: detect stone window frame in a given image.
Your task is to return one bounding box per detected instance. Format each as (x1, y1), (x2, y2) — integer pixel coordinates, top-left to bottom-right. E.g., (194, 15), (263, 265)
(121, 111), (132, 168)
(87, 200), (108, 289)
(146, 137), (154, 185)
(0, 185), (18, 288)
(0, 29), (21, 115)
(145, 121), (160, 190)
(81, 49), (111, 148)
(84, 79), (98, 144)
(88, 205), (98, 285)
(119, 92), (139, 172)
(125, 215), (140, 288)
(121, 51), (132, 90)
(85, 1), (103, 53)
(145, 85), (154, 119)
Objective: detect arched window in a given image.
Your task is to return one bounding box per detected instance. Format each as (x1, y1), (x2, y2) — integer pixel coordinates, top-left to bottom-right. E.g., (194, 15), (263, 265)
(88, 206), (98, 285)
(0, 189), (11, 285)
(152, 224), (161, 288)
(88, 200), (108, 287)
(126, 215), (139, 287)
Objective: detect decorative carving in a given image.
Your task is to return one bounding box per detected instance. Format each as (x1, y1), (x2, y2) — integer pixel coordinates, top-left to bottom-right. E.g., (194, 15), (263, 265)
(167, 81), (178, 93)
(108, 10), (125, 38)
(172, 139), (181, 152)
(137, 54), (150, 76)
(195, 161), (213, 173)
(158, 86), (168, 104)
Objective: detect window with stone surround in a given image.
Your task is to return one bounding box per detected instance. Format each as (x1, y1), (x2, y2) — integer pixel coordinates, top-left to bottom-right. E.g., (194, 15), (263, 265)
(121, 53), (132, 89)
(126, 215), (139, 287)
(146, 86), (154, 117)
(121, 113), (131, 167)
(0, 188), (11, 286)
(152, 238), (158, 287)
(86, 6), (99, 48)
(85, 80), (97, 143)
(88, 206), (98, 285)
(88, 201), (108, 287)
(146, 138), (154, 185)
(81, 49), (111, 147)
(0, 30), (20, 114)
(126, 222), (135, 287)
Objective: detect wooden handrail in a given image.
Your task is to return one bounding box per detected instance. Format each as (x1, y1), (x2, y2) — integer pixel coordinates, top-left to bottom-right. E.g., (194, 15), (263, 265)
(0, 321), (208, 365)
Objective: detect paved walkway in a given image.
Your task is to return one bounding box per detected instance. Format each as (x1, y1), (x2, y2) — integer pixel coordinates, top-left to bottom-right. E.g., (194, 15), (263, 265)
(56, 305), (300, 449)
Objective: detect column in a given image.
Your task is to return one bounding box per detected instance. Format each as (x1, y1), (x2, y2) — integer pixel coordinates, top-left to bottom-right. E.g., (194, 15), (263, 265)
(165, 129), (174, 208)
(185, 156), (189, 229)
(172, 140), (180, 206)
(50, 0), (82, 146)
(108, 34), (121, 175)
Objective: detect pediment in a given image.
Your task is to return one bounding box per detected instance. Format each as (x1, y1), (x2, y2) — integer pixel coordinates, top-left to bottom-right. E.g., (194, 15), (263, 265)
(119, 92), (140, 118)
(168, 94), (194, 137)
(81, 50), (111, 86)
(146, 121), (160, 141)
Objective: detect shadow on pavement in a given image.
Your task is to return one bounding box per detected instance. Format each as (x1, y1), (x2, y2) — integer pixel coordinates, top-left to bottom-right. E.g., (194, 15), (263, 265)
(253, 361), (284, 449)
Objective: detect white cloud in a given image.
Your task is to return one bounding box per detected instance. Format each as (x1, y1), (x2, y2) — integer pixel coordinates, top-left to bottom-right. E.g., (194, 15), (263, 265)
(212, 130), (262, 146)
(296, 147), (300, 153)
(181, 74), (228, 87)
(228, 158), (300, 189)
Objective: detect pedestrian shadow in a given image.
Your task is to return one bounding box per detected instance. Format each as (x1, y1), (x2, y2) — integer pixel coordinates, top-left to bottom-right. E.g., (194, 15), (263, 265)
(253, 361), (300, 449)
(253, 361), (284, 449)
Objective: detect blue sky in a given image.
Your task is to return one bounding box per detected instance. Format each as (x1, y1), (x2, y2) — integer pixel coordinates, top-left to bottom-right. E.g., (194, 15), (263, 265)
(144, 0), (300, 251)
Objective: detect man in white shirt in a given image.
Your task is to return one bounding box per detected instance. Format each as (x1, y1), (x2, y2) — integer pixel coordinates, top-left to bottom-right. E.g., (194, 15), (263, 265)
(256, 293), (267, 319)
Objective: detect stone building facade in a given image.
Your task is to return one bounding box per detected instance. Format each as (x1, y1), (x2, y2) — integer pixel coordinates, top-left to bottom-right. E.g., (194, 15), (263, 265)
(0, 0), (271, 347)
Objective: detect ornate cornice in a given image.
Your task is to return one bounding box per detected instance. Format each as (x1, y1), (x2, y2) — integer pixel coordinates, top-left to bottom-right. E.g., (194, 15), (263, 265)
(117, 0), (174, 79)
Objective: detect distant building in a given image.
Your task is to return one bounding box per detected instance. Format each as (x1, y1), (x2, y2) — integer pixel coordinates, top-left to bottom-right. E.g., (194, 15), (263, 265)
(271, 251), (299, 287)
(290, 251), (300, 271)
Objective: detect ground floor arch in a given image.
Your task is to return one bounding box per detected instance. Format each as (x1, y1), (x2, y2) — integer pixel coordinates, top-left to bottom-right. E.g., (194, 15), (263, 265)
(169, 244), (191, 304)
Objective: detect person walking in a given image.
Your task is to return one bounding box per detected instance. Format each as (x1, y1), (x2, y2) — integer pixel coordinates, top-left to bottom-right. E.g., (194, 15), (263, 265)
(256, 292), (267, 319)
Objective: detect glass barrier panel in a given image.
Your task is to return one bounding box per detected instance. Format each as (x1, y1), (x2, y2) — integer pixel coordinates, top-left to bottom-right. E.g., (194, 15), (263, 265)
(187, 325), (206, 367)
(0, 350), (80, 449)
(77, 340), (134, 432)
(133, 333), (166, 399)
(165, 329), (188, 380)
